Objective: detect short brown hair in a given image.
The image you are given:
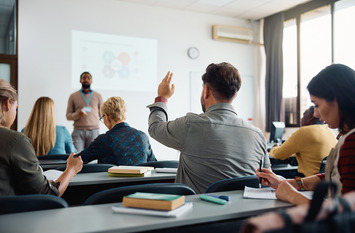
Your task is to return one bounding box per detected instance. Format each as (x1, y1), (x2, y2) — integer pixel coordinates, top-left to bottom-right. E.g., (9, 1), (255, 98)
(202, 62), (241, 100)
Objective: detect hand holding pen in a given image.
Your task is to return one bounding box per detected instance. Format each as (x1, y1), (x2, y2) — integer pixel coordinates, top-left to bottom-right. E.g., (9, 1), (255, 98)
(73, 151), (83, 158)
(256, 168), (283, 189)
(259, 156), (264, 188)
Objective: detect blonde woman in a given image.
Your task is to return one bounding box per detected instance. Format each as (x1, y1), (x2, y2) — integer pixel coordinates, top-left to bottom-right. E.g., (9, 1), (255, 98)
(0, 79), (82, 196)
(79, 96), (156, 165)
(23, 97), (77, 156)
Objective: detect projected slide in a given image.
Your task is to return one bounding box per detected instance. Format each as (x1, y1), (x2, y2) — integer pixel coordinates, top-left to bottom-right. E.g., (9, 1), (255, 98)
(72, 30), (158, 92)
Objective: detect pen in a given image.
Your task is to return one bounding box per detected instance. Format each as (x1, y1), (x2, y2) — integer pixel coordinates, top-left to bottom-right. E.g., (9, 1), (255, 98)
(73, 151), (83, 158)
(259, 156), (264, 188)
(199, 194), (227, 205)
(206, 194), (231, 202)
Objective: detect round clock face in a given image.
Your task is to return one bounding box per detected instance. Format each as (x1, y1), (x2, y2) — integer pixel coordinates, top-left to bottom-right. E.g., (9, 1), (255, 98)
(188, 47), (199, 59)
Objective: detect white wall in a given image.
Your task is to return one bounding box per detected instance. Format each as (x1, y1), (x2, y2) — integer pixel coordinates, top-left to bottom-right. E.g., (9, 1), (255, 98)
(18, 0), (256, 160)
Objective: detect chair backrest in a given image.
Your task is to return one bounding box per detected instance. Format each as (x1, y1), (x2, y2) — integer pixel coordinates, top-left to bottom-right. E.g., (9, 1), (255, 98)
(55, 163), (115, 173)
(319, 156), (328, 173)
(136, 160), (179, 168)
(205, 175), (259, 193)
(38, 154), (69, 160)
(83, 183), (196, 205)
(0, 194), (68, 215)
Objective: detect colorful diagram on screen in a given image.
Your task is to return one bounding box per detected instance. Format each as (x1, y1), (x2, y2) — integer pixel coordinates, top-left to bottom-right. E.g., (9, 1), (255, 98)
(72, 30), (157, 92)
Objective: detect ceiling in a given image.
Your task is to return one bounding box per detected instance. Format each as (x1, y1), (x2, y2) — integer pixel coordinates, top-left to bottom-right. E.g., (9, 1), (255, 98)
(115, 0), (311, 20)
(0, 0), (312, 39)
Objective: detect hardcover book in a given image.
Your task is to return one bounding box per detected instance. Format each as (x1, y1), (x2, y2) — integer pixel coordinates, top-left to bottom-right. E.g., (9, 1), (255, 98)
(108, 171), (152, 177)
(108, 166), (154, 174)
(122, 192), (185, 211)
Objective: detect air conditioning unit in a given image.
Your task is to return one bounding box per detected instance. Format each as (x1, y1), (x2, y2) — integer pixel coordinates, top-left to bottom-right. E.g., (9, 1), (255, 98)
(212, 24), (254, 44)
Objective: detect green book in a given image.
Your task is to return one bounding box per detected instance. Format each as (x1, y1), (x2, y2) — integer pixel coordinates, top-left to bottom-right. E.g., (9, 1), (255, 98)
(126, 192), (181, 201)
(123, 192), (185, 210)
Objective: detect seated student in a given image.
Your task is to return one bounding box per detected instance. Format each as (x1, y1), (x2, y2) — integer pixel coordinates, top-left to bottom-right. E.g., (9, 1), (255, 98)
(147, 62), (270, 194)
(269, 106), (337, 177)
(80, 96), (156, 165)
(0, 79), (82, 196)
(257, 64), (355, 205)
(22, 97), (77, 156)
(240, 190), (355, 233)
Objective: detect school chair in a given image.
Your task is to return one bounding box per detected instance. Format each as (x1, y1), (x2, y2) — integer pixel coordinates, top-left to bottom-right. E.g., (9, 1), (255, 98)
(0, 194), (68, 215)
(83, 183), (196, 205)
(205, 175), (259, 193)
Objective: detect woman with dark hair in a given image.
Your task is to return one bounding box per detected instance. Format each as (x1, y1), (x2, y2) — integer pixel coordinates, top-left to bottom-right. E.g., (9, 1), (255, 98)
(256, 64), (355, 205)
(269, 106), (337, 177)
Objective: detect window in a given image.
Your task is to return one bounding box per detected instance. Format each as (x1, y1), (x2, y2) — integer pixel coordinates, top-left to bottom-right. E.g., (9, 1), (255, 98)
(283, 19), (298, 126)
(0, 0), (18, 130)
(282, 0), (355, 127)
(334, 1), (355, 69)
(299, 6), (331, 117)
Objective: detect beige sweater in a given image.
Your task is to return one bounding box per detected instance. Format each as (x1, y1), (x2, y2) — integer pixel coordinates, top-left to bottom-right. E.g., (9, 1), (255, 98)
(66, 90), (103, 130)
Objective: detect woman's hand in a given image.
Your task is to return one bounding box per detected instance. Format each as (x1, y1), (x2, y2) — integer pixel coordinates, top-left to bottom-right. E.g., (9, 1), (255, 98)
(66, 152), (83, 175)
(256, 168), (282, 189)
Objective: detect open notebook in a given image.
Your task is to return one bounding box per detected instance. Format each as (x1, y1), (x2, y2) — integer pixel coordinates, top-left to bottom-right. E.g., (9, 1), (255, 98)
(243, 186), (313, 200)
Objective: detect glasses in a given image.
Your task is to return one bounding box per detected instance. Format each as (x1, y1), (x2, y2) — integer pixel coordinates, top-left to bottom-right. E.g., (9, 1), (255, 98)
(99, 114), (105, 123)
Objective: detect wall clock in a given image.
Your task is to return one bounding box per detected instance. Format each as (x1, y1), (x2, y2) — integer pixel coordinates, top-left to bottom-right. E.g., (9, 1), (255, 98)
(187, 47), (199, 59)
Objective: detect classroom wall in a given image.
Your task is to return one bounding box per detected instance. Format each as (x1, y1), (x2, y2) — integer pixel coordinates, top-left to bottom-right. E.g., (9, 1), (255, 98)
(18, 0), (256, 160)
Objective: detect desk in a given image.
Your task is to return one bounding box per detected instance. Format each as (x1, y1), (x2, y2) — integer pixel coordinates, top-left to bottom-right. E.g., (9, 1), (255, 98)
(39, 159), (67, 170)
(63, 171), (176, 206)
(271, 164), (298, 171)
(0, 190), (292, 233)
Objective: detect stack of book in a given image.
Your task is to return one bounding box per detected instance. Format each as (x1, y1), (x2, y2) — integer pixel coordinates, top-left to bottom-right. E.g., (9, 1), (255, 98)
(112, 192), (193, 217)
(108, 166), (154, 177)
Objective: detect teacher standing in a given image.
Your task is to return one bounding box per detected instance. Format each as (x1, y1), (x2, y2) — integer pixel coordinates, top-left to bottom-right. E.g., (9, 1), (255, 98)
(66, 71), (103, 152)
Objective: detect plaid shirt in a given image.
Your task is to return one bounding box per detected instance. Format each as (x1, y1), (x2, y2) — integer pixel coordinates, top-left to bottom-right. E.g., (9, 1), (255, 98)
(81, 122), (156, 165)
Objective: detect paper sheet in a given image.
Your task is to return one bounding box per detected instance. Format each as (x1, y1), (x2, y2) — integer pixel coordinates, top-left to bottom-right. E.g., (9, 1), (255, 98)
(43, 169), (63, 181)
(243, 186), (277, 199)
(155, 168), (177, 173)
(243, 186), (313, 200)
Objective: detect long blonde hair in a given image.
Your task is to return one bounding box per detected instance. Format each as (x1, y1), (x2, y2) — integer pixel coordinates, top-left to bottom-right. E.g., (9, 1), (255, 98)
(23, 97), (56, 156)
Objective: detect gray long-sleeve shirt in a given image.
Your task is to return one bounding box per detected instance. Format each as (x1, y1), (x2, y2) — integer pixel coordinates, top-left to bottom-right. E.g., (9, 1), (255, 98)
(147, 102), (270, 193)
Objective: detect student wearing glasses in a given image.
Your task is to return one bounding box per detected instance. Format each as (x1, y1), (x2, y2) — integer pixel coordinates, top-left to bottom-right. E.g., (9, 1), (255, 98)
(22, 97), (77, 156)
(79, 96), (156, 165)
(0, 79), (82, 196)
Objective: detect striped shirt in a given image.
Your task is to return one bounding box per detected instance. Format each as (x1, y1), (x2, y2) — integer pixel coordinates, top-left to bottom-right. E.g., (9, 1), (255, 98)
(338, 132), (355, 194)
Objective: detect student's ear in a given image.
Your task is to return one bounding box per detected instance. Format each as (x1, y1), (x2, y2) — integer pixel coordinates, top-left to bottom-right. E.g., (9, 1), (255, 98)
(3, 98), (11, 111)
(204, 85), (211, 99)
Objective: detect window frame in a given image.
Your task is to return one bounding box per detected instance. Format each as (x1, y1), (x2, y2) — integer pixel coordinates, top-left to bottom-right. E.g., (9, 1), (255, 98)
(282, 0), (338, 127)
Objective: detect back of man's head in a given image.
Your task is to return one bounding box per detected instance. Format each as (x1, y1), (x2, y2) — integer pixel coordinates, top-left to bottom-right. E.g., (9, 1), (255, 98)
(202, 62), (242, 101)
